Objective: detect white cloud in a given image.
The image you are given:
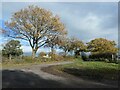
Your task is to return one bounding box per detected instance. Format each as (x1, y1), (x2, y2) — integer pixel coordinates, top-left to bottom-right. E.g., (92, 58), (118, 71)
(58, 11), (118, 43)
(79, 13), (118, 42)
(78, 13), (102, 32)
(20, 46), (32, 53)
(21, 45), (51, 53)
(1, 2), (118, 50)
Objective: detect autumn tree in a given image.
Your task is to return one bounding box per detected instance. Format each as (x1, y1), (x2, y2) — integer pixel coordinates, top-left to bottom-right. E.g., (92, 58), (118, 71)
(59, 37), (86, 57)
(59, 37), (72, 57)
(5, 5), (67, 59)
(2, 40), (23, 60)
(87, 38), (118, 61)
(45, 35), (63, 56)
(39, 52), (47, 57)
(70, 38), (86, 58)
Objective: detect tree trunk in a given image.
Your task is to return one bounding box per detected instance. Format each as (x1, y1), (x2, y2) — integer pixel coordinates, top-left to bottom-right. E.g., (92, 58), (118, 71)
(9, 54), (12, 61)
(64, 50), (67, 57)
(32, 49), (37, 59)
(51, 47), (54, 60)
(51, 47), (54, 55)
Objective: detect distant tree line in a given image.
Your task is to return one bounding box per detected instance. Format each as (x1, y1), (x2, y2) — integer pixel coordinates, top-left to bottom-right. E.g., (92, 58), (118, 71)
(2, 37), (118, 62)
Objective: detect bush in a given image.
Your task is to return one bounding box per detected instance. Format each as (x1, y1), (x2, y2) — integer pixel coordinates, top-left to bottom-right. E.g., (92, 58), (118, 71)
(2, 56), (24, 64)
(39, 52), (47, 57)
(48, 52), (52, 57)
(89, 53), (112, 61)
(54, 54), (64, 61)
(22, 56), (34, 63)
(81, 55), (89, 61)
(89, 53), (118, 63)
(52, 54), (64, 61)
(12, 58), (24, 64)
(64, 55), (75, 61)
(48, 52), (64, 61)
(38, 56), (51, 62)
(2, 56), (9, 63)
(58, 52), (66, 57)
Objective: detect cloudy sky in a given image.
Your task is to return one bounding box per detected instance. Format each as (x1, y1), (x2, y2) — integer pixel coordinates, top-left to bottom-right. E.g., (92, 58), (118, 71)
(0, 1), (118, 54)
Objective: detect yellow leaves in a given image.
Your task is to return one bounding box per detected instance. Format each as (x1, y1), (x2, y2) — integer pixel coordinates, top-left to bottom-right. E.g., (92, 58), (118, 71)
(34, 33), (39, 37)
(9, 21), (16, 27)
(5, 5), (67, 50)
(24, 23), (32, 29)
(88, 38), (118, 54)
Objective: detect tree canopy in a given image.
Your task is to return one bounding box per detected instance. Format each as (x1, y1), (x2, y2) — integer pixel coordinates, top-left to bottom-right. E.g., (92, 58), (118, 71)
(70, 38), (86, 57)
(5, 5), (67, 59)
(59, 37), (86, 57)
(87, 38), (118, 54)
(59, 37), (72, 56)
(2, 40), (23, 59)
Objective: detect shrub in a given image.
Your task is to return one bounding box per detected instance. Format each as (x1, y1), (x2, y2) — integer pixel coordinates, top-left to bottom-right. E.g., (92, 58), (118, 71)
(39, 52), (47, 57)
(22, 56), (34, 63)
(48, 52), (52, 57)
(58, 52), (66, 57)
(48, 52), (64, 61)
(64, 55), (75, 61)
(89, 53), (118, 63)
(2, 56), (24, 64)
(12, 58), (24, 64)
(2, 56), (9, 63)
(54, 54), (64, 61)
(81, 55), (88, 61)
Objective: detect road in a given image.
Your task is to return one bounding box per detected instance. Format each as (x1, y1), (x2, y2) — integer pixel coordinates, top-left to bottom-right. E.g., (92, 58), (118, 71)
(2, 61), (118, 88)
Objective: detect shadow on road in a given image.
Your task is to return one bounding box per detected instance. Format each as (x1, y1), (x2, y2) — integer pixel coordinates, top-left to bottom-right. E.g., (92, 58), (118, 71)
(2, 70), (69, 88)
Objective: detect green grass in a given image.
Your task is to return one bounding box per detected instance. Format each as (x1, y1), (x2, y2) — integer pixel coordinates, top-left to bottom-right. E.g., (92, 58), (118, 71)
(55, 58), (119, 81)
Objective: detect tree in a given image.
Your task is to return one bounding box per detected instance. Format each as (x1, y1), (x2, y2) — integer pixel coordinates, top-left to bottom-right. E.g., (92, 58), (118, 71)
(2, 40), (23, 60)
(87, 38), (118, 61)
(59, 37), (72, 57)
(59, 37), (86, 58)
(70, 37), (86, 58)
(0, 27), (6, 34)
(39, 52), (46, 57)
(44, 35), (63, 56)
(87, 38), (118, 54)
(5, 5), (67, 59)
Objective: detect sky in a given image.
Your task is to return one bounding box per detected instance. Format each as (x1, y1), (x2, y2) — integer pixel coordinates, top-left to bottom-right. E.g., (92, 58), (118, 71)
(0, 1), (118, 55)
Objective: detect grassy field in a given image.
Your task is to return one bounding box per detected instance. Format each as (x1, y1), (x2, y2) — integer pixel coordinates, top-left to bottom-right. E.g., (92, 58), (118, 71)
(45, 58), (119, 81)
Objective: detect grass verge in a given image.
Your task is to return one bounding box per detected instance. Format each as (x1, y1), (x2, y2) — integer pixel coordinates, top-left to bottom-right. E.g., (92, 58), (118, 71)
(2, 57), (74, 69)
(42, 58), (119, 82)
